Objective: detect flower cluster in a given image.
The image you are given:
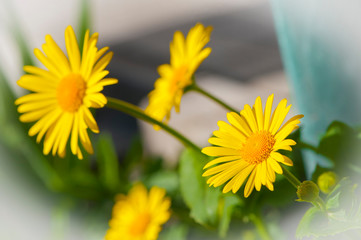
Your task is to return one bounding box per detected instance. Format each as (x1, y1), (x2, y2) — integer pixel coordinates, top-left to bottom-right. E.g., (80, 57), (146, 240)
(13, 23), (308, 239)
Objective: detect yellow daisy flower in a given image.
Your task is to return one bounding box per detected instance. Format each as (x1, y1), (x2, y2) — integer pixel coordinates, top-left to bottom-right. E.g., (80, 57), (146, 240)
(145, 23), (212, 127)
(105, 184), (171, 240)
(202, 94), (303, 197)
(15, 26), (117, 159)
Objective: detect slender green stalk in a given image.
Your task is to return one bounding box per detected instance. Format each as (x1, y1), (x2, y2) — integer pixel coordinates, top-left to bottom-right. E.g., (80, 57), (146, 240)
(313, 196), (326, 212)
(106, 97), (201, 152)
(281, 165), (301, 189)
(249, 213), (273, 240)
(187, 84), (239, 113)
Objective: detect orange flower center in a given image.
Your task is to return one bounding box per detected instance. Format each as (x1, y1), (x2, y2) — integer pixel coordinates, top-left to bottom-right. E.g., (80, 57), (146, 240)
(240, 131), (275, 164)
(169, 65), (188, 93)
(129, 212), (151, 236)
(57, 73), (86, 112)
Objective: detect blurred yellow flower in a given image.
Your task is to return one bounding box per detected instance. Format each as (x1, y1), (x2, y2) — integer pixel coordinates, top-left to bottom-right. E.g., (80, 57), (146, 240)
(15, 26), (117, 159)
(145, 23), (212, 128)
(202, 94), (303, 197)
(105, 184), (171, 240)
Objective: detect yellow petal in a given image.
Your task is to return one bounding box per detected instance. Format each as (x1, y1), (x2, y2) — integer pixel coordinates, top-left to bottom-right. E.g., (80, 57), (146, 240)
(43, 34), (71, 74)
(222, 164), (254, 193)
(28, 107), (62, 138)
(255, 165), (263, 191)
(19, 105), (55, 122)
(244, 168), (257, 198)
(92, 51), (113, 74)
(202, 146), (240, 157)
(268, 99), (287, 135)
(204, 155), (241, 169)
(15, 93), (54, 105)
(266, 179), (274, 191)
(217, 120), (246, 141)
(87, 70), (109, 87)
(65, 26), (81, 72)
(57, 112), (74, 155)
(82, 106), (99, 133)
(208, 137), (242, 149)
(263, 94), (274, 130)
(70, 113), (80, 155)
(43, 115), (64, 155)
(266, 160), (276, 182)
(18, 99), (57, 113)
(17, 74), (58, 92)
(268, 158), (283, 174)
(242, 104), (258, 133)
(226, 112), (251, 137)
(254, 96), (264, 131)
(34, 48), (63, 78)
(231, 164), (255, 193)
(275, 123), (300, 143)
(260, 161), (267, 185)
(207, 162), (246, 188)
(203, 160), (245, 177)
(213, 130), (245, 144)
(23, 65), (58, 82)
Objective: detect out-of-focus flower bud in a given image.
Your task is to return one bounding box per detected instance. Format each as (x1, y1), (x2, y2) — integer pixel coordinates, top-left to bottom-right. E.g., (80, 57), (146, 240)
(317, 171), (338, 194)
(297, 180), (319, 202)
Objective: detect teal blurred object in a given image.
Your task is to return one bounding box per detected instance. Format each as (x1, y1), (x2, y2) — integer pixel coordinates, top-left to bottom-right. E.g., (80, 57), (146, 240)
(270, 0), (361, 177)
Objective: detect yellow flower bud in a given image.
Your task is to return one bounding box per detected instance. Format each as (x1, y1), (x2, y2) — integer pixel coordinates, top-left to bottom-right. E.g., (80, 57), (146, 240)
(317, 171), (338, 194)
(297, 180), (319, 202)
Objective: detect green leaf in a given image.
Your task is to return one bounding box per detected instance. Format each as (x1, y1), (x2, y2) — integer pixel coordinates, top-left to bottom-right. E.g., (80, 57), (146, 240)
(296, 206), (327, 239)
(317, 121), (361, 176)
(0, 65), (17, 124)
(0, 66), (65, 192)
(145, 170), (179, 196)
(218, 194), (242, 238)
(325, 178), (352, 210)
(179, 148), (221, 227)
(326, 192), (341, 210)
(124, 135), (144, 172)
(318, 121), (354, 161)
(96, 133), (121, 193)
(159, 224), (188, 240)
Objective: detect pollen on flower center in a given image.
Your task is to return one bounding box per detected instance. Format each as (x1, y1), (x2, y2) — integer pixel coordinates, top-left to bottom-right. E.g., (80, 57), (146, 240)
(240, 131), (275, 164)
(169, 65), (188, 93)
(129, 212), (151, 236)
(57, 73), (86, 112)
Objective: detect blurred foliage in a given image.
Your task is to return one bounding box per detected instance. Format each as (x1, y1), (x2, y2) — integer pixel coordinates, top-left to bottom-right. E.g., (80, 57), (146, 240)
(179, 148), (243, 237)
(179, 148), (222, 227)
(2, 0), (361, 239)
(159, 224), (188, 240)
(96, 133), (122, 194)
(308, 121), (361, 181)
(296, 178), (361, 239)
(295, 121), (361, 239)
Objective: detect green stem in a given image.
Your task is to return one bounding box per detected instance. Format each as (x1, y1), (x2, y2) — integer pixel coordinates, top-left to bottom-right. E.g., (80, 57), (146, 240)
(249, 213), (272, 240)
(313, 196), (326, 212)
(187, 83), (239, 113)
(281, 165), (301, 189)
(281, 166), (327, 211)
(106, 97), (201, 152)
